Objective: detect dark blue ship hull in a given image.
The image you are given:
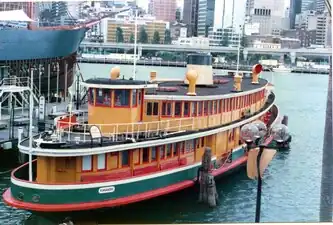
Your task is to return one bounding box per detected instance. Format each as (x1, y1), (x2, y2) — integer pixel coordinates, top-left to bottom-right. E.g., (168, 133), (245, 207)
(0, 27), (87, 61)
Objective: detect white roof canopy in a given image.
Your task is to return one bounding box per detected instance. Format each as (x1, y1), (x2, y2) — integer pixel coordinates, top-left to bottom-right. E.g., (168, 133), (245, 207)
(0, 10), (34, 22)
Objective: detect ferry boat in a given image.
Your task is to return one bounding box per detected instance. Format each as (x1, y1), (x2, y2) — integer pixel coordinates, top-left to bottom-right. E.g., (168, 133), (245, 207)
(3, 53), (286, 212)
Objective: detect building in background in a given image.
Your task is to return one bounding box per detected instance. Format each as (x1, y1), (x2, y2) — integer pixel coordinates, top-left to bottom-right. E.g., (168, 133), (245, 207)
(170, 21), (187, 40)
(149, 0), (177, 22)
(182, 0), (198, 37)
(282, 29), (317, 47)
(197, 0), (215, 37)
(301, 0), (316, 12)
(103, 16), (168, 43)
(208, 27), (241, 47)
(295, 10), (331, 46)
(316, 0), (326, 12)
(289, 0), (302, 28)
(245, 0), (285, 35)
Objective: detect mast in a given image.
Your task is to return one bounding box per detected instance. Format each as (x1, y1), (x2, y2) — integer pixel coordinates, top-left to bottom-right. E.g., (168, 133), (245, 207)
(132, 7), (138, 80)
(236, 25), (242, 74)
(28, 69), (34, 182)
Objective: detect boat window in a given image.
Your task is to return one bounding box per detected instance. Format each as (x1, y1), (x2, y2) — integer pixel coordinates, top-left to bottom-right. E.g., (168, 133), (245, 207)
(162, 102), (172, 116)
(147, 102), (153, 115)
(177, 142), (185, 154)
(159, 146), (165, 159)
(97, 89), (111, 106)
(196, 138), (200, 148)
(174, 102), (182, 116)
(166, 144), (172, 158)
(97, 154), (106, 170)
(220, 100), (223, 113)
(216, 100), (220, 113)
(198, 102), (203, 116)
(82, 155), (92, 171)
(208, 101), (212, 115)
(151, 147), (157, 161)
(185, 140), (194, 153)
(172, 143), (177, 157)
(122, 151), (129, 167)
(201, 137), (205, 147)
(184, 102), (190, 117)
(88, 88), (94, 105)
(132, 89), (137, 106)
(191, 102), (197, 116)
(114, 90), (130, 107)
(142, 148), (149, 163)
(153, 102), (159, 115)
(138, 91), (142, 105)
(204, 101), (208, 115)
(213, 101), (217, 114)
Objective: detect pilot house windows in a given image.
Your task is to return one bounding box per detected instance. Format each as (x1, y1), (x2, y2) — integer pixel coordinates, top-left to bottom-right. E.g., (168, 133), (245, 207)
(96, 89), (111, 106)
(114, 90), (130, 107)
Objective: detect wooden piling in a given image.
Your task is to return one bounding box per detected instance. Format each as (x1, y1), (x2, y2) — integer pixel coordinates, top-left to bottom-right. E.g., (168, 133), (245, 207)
(198, 147), (218, 207)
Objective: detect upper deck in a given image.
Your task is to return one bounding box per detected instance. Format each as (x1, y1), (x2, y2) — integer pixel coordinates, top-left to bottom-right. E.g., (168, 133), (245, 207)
(145, 75), (267, 98)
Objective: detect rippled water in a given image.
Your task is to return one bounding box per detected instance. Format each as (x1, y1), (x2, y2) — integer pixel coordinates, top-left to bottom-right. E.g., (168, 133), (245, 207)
(0, 64), (328, 224)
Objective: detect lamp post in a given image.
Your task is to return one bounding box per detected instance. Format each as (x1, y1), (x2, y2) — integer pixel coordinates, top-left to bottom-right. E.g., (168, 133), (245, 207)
(240, 121), (290, 223)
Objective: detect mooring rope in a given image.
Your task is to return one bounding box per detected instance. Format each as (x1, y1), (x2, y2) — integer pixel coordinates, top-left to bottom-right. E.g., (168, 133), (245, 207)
(0, 169), (12, 175)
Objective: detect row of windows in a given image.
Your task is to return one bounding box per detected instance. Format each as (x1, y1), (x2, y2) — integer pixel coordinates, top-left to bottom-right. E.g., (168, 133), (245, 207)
(81, 138), (206, 172)
(88, 88), (142, 107)
(146, 90), (265, 117)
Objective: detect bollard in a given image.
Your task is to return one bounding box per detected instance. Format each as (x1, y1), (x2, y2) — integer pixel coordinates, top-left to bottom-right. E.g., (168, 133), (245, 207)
(198, 147), (218, 207)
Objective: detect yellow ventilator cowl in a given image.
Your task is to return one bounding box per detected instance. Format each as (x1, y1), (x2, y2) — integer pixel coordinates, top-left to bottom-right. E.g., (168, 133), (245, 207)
(186, 70), (198, 96)
(110, 66), (120, 80)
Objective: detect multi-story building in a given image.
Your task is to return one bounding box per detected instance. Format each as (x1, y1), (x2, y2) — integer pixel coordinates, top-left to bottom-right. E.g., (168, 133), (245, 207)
(245, 0), (285, 35)
(282, 29), (317, 47)
(208, 27), (241, 47)
(103, 16), (168, 44)
(316, 0), (326, 12)
(301, 0), (316, 12)
(182, 0), (198, 37)
(296, 10), (331, 46)
(149, 0), (177, 22)
(197, 0), (215, 37)
(289, 0), (302, 28)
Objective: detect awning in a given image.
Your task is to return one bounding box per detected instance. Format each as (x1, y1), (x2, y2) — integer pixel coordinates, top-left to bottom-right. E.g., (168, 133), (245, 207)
(0, 10), (34, 22)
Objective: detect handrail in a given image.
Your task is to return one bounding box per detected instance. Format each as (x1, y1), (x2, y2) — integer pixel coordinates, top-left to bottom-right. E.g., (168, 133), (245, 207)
(0, 76), (40, 100)
(57, 117), (196, 143)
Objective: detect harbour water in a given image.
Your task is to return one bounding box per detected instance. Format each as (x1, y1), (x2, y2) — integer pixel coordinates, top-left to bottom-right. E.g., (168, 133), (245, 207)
(0, 63), (328, 224)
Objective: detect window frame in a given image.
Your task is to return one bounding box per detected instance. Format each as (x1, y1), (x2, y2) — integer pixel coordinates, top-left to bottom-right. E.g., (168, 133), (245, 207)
(97, 153), (107, 171)
(114, 89), (130, 108)
(81, 155), (93, 172)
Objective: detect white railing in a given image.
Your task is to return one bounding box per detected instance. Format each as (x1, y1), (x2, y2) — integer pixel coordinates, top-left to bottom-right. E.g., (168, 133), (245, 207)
(57, 117), (198, 143)
(0, 76), (39, 101)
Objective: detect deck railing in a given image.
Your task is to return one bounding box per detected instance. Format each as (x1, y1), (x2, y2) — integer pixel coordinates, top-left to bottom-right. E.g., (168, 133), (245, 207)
(57, 117), (198, 143)
(51, 93), (275, 144)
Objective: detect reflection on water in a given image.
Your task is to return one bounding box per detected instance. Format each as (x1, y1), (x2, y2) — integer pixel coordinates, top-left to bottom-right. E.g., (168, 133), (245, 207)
(0, 64), (328, 224)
